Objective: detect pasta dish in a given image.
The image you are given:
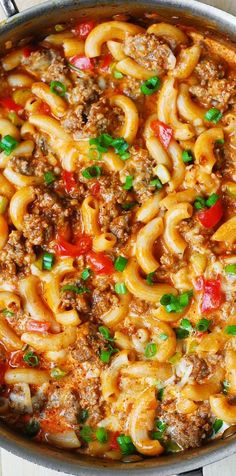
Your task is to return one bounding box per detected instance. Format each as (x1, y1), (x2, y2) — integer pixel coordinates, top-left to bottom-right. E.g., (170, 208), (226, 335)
(0, 13), (235, 461)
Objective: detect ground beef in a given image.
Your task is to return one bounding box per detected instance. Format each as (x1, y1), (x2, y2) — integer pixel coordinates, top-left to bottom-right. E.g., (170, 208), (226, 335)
(59, 276), (91, 315)
(22, 49), (69, 84)
(123, 33), (176, 73)
(98, 173), (129, 236)
(80, 97), (123, 139)
(10, 156), (34, 176)
(44, 384), (80, 426)
(189, 77), (236, 111)
(195, 57), (225, 82)
(183, 355), (210, 384)
(122, 76), (143, 101)
(120, 146), (155, 203)
(61, 106), (84, 134)
(91, 275), (119, 319)
(129, 296), (151, 317)
(68, 77), (102, 106)
(109, 214), (131, 243)
(158, 402), (212, 449)
(22, 214), (50, 246)
(0, 230), (35, 280)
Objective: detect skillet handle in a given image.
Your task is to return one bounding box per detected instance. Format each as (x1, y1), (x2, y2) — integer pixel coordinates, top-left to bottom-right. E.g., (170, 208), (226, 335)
(178, 469), (203, 476)
(0, 0), (19, 17)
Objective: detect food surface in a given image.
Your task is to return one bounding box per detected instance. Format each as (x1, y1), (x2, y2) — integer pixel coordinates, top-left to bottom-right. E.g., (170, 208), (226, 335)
(0, 14), (235, 460)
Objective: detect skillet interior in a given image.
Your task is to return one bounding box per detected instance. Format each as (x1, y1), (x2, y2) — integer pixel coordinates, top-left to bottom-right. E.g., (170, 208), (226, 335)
(0, 1), (236, 474)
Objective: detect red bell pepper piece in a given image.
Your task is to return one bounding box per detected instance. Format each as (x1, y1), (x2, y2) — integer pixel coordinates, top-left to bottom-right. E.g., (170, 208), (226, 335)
(73, 20), (95, 39)
(90, 181), (100, 197)
(0, 97), (22, 113)
(99, 53), (113, 72)
(151, 119), (173, 149)
(62, 170), (77, 194)
(110, 432), (121, 451)
(87, 251), (114, 275)
(37, 101), (51, 115)
(55, 234), (92, 257)
(70, 55), (94, 71)
(198, 199), (223, 228)
(26, 320), (51, 333)
(9, 350), (24, 368)
(22, 47), (32, 58)
(201, 277), (223, 313)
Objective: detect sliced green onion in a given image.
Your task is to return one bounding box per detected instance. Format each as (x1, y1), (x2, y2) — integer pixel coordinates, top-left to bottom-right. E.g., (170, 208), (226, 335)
(160, 290), (193, 313)
(2, 308), (14, 317)
(164, 440), (182, 453)
(89, 134), (130, 159)
(222, 380), (229, 395)
(114, 256), (128, 272)
(140, 76), (161, 95)
(195, 318), (212, 332)
(119, 151), (130, 160)
(152, 431), (163, 440)
(121, 201), (137, 210)
(78, 409), (89, 423)
(113, 70), (123, 79)
(96, 427), (108, 443)
(112, 137), (129, 156)
(82, 165), (102, 179)
(99, 345), (118, 363)
(98, 326), (114, 342)
(88, 147), (102, 161)
(206, 193), (219, 208)
(175, 328), (190, 339)
(150, 178), (163, 189)
(156, 420), (167, 432)
(194, 196), (206, 210)
(80, 425), (94, 443)
(0, 135), (19, 155)
(225, 264), (236, 275)
(225, 325), (236, 336)
(50, 80), (67, 97)
(24, 419), (40, 437)
(81, 268), (92, 280)
(117, 434), (136, 455)
(61, 284), (90, 294)
(213, 419), (223, 434)
(23, 351), (39, 367)
(42, 252), (55, 271)
(145, 342), (157, 358)
(55, 24), (65, 31)
(180, 318), (193, 331)
(182, 150), (193, 163)
(114, 282), (127, 294)
(204, 107), (222, 124)
(44, 171), (56, 185)
(216, 138), (225, 145)
(0, 196), (8, 214)
(157, 388), (164, 401)
(146, 272), (155, 286)
(50, 367), (66, 379)
(159, 333), (168, 341)
(123, 175), (133, 190)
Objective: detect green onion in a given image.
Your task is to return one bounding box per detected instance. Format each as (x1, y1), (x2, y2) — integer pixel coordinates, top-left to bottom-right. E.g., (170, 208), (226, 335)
(98, 326), (114, 342)
(112, 137), (129, 157)
(89, 134), (112, 152)
(82, 165), (102, 179)
(164, 440), (182, 453)
(145, 342), (157, 358)
(0, 196), (8, 214)
(99, 345), (118, 363)
(121, 201), (137, 210)
(146, 271), (155, 286)
(78, 409), (89, 423)
(50, 367), (66, 379)
(113, 70), (123, 79)
(114, 282), (127, 294)
(225, 325), (236, 336)
(222, 380), (229, 395)
(159, 333), (168, 341)
(180, 318), (193, 332)
(182, 150), (193, 163)
(114, 256), (128, 272)
(2, 308), (14, 317)
(55, 24), (65, 32)
(149, 178), (163, 189)
(204, 107), (222, 124)
(44, 171), (56, 185)
(61, 284), (90, 294)
(175, 328), (190, 339)
(23, 351), (39, 367)
(160, 290), (193, 313)
(216, 138), (225, 145)
(194, 196), (206, 210)
(225, 264), (236, 275)
(96, 427), (108, 443)
(42, 252), (54, 271)
(152, 431), (164, 440)
(0, 135), (18, 155)
(157, 388), (164, 401)
(169, 352), (182, 364)
(80, 425), (94, 443)
(195, 318), (212, 332)
(140, 76), (161, 95)
(156, 420), (167, 432)
(81, 268), (92, 280)
(119, 151), (130, 160)
(206, 193), (219, 208)
(50, 80), (67, 97)
(117, 434), (136, 455)
(88, 147), (102, 161)
(212, 419), (223, 434)
(24, 419), (40, 437)
(123, 175), (133, 190)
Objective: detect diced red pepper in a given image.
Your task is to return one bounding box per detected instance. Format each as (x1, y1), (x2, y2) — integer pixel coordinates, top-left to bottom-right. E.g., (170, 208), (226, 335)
(62, 170), (77, 194)
(198, 199), (223, 228)
(9, 350), (24, 368)
(150, 119), (173, 149)
(37, 101), (51, 115)
(195, 331), (204, 339)
(0, 97), (22, 113)
(90, 181), (100, 197)
(87, 251), (114, 275)
(201, 277), (223, 313)
(26, 320), (51, 333)
(99, 53), (113, 72)
(109, 431), (121, 451)
(22, 47), (32, 58)
(70, 55), (94, 71)
(73, 20), (95, 39)
(55, 234), (92, 257)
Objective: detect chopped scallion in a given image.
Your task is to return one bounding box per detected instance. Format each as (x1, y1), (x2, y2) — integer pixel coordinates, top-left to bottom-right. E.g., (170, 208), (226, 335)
(195, 318), (212, 332)
(82, 165), (102, 179)
(145, 342), (157, 358)
(23, 351), (39, 367)
(96, 427), (108, 443)
(225, 264), (236, 275)
(0, 135), (18, 155)
(182, 150), (193, 163)
(42, 252), (54, 271)
(81, 268), (92, 280)
(44, 171), (56, 185)
(50, 367), (66, 379)
(114, 282), (127, 294)
(204, 107), (222, 124)
(50, 80), (67, 97)
(123, 175), (133, 190)
(140, 76), (161, 95)
(114, 256), (128, 272)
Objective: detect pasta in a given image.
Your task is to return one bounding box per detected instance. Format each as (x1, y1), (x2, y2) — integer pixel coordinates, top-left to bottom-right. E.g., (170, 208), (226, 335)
(0, 14), (235, 463)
